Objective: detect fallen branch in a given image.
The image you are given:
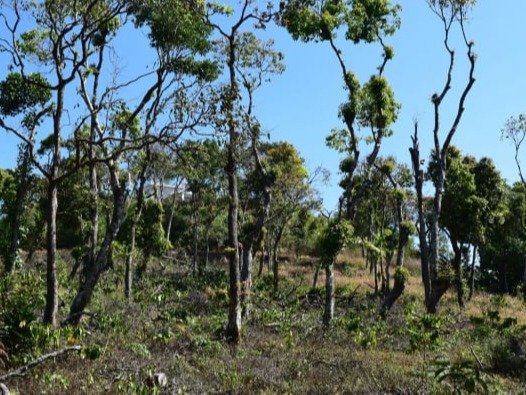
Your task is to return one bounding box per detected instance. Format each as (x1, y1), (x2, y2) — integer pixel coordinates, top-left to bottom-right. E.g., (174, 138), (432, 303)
(470, 346), (484, 369)
(0, 345), (82, 381)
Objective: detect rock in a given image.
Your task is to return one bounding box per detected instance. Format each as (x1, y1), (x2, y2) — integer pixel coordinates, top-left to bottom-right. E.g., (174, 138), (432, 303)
(153, 372), (168, 387)
(146, 372), (168, 388)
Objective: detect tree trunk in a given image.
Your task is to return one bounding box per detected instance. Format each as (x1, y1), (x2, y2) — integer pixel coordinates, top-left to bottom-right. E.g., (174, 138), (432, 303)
(7, 146), (31, 273)
(426, 277), (450, 314)
(192, 192), (199, 274)
(373, 258), (379, 294)
(225, 134), (241, 344)
(451, 239), (464, 309)
(125, 163), (147, 302)
(380, 272), (406, 318)
(271, 225), (285, 296)
(312, 261), (322, 289)
(125, 222), (136, 303)
(272, 252), (279, 295)
(380, 221), (409, 318)
(44, 180), (59, 327)
(68, 181), (128, 325)
(323, 261), (335, 326)
(257, 251), (265, 278)
(468, 245), (477, 301)
(410, 128), (431, 305)
(241, 246), (253, 319)
(165, 182), (179, 242)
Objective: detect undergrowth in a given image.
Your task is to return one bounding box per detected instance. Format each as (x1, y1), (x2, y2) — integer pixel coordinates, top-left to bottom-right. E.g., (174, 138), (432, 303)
(0, 252), (525, 394)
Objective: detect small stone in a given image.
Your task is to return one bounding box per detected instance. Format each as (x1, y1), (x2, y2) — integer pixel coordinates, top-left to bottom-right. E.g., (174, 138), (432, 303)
(149, 372), (168, 388)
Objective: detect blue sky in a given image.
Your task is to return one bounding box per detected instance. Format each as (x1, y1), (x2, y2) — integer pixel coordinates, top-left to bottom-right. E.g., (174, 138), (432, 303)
(254, 0), (526, 210)
(1, 1), (525, 211)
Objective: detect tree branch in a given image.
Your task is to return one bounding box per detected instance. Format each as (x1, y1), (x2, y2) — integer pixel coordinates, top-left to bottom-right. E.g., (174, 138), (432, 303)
(0, 345), (81, 382)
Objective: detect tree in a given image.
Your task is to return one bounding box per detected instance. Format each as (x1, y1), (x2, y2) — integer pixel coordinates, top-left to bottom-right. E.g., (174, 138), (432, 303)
(478, 183), (526, 296)
(204, 1), (282, 343)
(434, 147), (481, 308)
(0, 0), (125, 326)
(176, 139), (227, 273)
(262, 142), (320, 295)
(469, 157), (505, 298)
(409, 0), (476, 314)
(502, 114), (526, 186)
(68, 0), (217, 321)
(317, 217), (353, 326)
(282, 0), (401, 221)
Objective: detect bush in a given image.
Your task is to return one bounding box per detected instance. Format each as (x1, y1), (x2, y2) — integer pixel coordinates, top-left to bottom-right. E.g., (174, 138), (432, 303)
(0, 271), (45, 356)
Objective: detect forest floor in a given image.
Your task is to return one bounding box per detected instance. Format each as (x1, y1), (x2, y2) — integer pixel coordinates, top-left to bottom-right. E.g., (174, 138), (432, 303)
(1, 250), (526, 394)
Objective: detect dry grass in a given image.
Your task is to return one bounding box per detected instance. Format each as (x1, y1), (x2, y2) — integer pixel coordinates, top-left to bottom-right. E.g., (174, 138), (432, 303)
(1, 252), (526, 394)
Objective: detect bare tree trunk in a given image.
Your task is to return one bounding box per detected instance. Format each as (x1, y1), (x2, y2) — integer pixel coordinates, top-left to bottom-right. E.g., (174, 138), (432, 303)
(192, 192), (199, 274)
(323, 261), (335, 326)
(44, 180), (59, 327)
(125, 163), (147, 302)
(271, 225), (285, 296)
(409, 126), (431, 305)
(451, 238), (464, 308)
(380, 273), (406, 319)
(125, 222), (136, 303)
(68, 178), (128, 325)
(312, 261), (322, 289)
(225, 132), (241, 343)
(165, 182), (180, 242)
(7, 145), (32, 273)
(468, 245), (477, 301)
(257, 251), (265, 278)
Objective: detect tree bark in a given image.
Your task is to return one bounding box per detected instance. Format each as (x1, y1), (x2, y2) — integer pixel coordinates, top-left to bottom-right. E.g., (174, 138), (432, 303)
(312, 261), (322, 289)
(7, 145), (32, 273)
(323, 261), (335, 326)
(271, 225), (285, 296)
(409, 126), (431, 305)
(225, 143), (241, 343)
(468, 245), (477, 301)
(44, 180), (59, 327)
(380, 273), (405, 318)
(451, 238), (464, 308)
(68, 179), (128, 325)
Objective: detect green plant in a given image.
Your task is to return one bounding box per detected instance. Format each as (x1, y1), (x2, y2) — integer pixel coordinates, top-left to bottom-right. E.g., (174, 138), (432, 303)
(153, 327), (176, 344)
(41, 372), (69, 392)
(0, 271), (45, 356)
(405, 304), (445, 363)
(128, 342), (151, 359)
(431, 356), (489, 394)
(80, 344), (103, 360)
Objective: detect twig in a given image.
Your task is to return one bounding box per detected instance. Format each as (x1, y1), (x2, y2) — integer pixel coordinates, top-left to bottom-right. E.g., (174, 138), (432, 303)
(0, 345), (82, 381)
(470, 346), (484, 369)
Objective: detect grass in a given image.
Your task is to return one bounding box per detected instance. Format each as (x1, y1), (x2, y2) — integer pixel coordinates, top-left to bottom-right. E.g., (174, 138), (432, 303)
(0, 249), (525, 394)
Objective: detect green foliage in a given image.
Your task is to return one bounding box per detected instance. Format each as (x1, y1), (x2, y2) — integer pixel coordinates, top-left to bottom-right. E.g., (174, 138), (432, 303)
(0, 72), (51, 116)
(318, 217), (354, 266)
(131, 0), (212, 53)
(357, 75), (399, 132)
(0, 271), (45, 355)
(346, 0), (401, 43)
(41, 373), (69, 392)
(405, 303), (446, 358)
(110, 104), (142, 139)
(137, 200), (171, 257)
(394, 267), (410, 285)
(282, 0), (401, 44)
(431, 357), (489, 394)
(80, 344), (103, 360)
